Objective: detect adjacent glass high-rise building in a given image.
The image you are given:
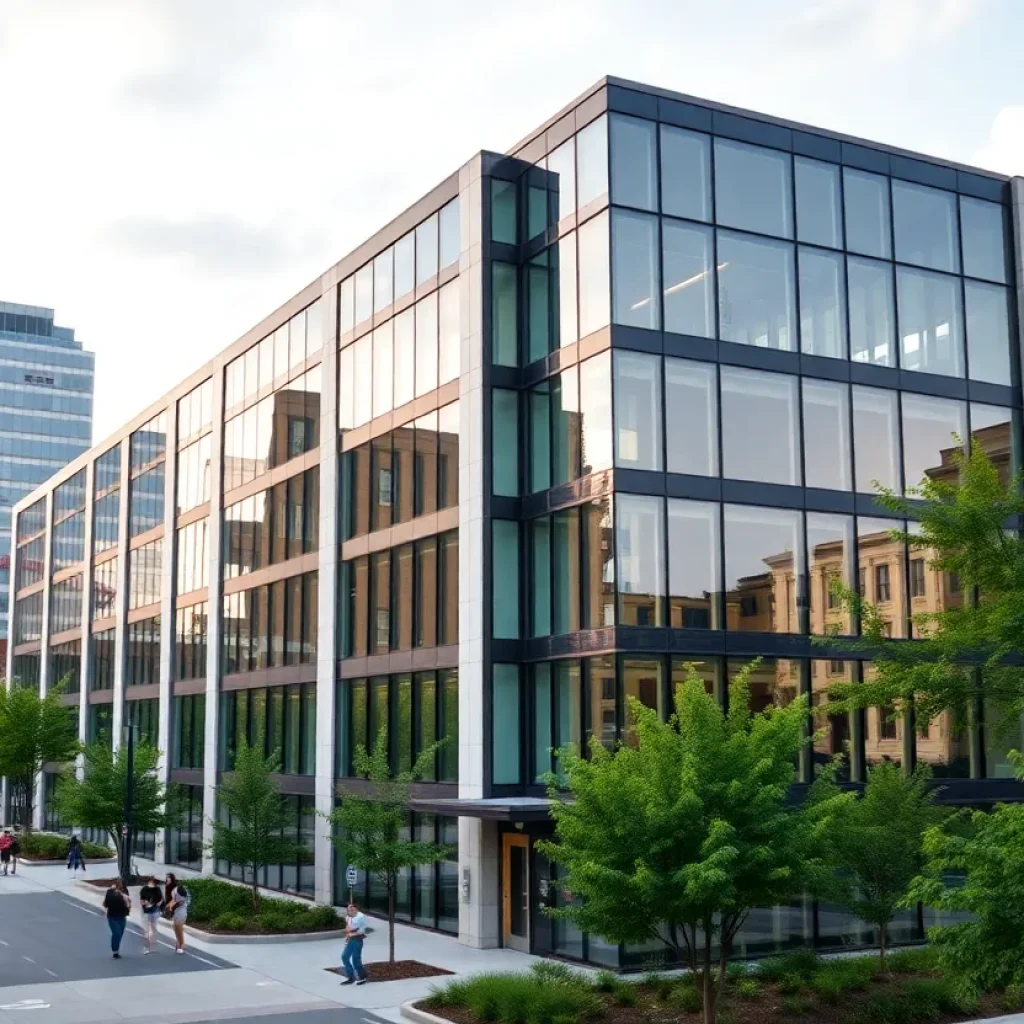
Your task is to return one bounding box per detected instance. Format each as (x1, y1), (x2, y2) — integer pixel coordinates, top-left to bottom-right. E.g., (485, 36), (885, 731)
(4, 78), (1023, 964)
(0, 301), (94, 648)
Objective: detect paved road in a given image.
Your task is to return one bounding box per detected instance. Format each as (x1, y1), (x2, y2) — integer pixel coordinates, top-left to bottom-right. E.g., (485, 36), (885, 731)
(0, 891), (231, 986)
(184, 1013), (391, 1023)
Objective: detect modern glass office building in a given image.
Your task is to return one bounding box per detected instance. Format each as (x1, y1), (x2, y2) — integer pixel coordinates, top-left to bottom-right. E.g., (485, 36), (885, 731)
(4, 77), (1024, 964)
(0, 301), (94, 650)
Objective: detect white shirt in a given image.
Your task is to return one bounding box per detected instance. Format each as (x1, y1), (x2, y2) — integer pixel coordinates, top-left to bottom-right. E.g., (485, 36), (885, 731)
(347, 912), (367, 938)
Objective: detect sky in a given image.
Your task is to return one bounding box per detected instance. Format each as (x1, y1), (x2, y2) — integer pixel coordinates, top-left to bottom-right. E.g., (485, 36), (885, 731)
(1, 0), (1023, 443)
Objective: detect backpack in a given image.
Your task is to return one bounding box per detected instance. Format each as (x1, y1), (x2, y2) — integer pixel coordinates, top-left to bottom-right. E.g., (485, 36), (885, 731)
(177, 884), (191, 905)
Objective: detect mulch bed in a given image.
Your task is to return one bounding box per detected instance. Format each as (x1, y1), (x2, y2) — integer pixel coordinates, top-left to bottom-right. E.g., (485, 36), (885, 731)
(327, 960), (454, 983)
(424, 975), (1008, 1024)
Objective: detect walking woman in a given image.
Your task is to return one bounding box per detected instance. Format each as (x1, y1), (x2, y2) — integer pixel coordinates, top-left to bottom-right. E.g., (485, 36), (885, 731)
(67, 835), (86, 876)
(139, 875), (164, 954)
(103, 879), (131, 959)
(164, 873), (190, 954)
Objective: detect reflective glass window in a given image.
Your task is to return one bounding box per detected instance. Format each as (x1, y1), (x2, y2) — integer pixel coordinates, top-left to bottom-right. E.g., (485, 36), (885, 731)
(553, 508), (580, 634)
(492, 521), (520, 639)
(393, 309), (415, 408)
(557, 234), (578, 346)
(724, 505), (803, 634)
(616, 494), (664, 626)
(802, 378), (851, 491)
(492, 665), (521, 784)
(848, 256), (896, 366)
(662, 219), (713, 338)
(354, 264), (373, 325)
(531, 518), (551, 638)
(352, 335), (372, 427)
(660, 125), (711, 222)
(578, 212), (610, 338)
(622, 657), (664, 739)
(892, 180), (959, 274)
(807, 512), (854, 638)
(858, 516), (907, 638)
(547, 139), (576, 223)
(717, 231), (796, 350)
(965, 281), (1012, 385)
(414, 412), (438, 517)
(613, 350), (662, 471)
(529, 383), (550, 493)
(665, 358), (717, 477)
(970, 403), (1016, 485)
(799, 247), (846, 359)
(579, 352), (612, 474)
(583, 497), (614, 628)
(394, 233), (415, 299)
(612, 210), (659, 330)
(415, 293), (438, 396)
(576, 115), (608, 209)
(439, 197), (460, 269)
(438, 281), (460, 384)
(415, 215), (439, 285)
(491, 180), (516, 245)
(721, 366), (800, 485)
(901, 393), (966, 493)
(372, 323), (393, 418)
(493, 390), (519, 497)
(843, 168), (891, 259)
(492, 263), (518, 366)
(795, 157), (842, 249)
(610, 114), (656, 211)
(373, 248), (393, 313)
(438, 401), (459, 510)
(668, 498), (720, 629)
(551, 368), (581, 486)
(338, 278), (355, 337)
(853, 385), (900, 493)
(714, 138), (792, 238)
(526, 257), (550, 361)
(897, 267), (964, 378)
(960, 196), (1008, 284)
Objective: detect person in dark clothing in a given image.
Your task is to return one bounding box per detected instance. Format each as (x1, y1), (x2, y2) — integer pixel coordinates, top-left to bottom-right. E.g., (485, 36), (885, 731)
(139, 876), (163, 954)
(7, 834), (20, 875)
(67, 836), (86, 875)
(103, 879), (131, 958)
(0, 829), (12, 875)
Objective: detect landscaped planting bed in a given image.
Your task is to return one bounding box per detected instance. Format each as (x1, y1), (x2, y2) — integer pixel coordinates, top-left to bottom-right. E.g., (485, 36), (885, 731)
(16, 832), (112, 861)
(420, 950), (1013, 1024)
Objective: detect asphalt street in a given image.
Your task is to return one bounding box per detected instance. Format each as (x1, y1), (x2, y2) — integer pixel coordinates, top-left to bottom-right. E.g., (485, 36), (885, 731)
(0, 891), (232, 986)
(183, 1014), (390, 1024)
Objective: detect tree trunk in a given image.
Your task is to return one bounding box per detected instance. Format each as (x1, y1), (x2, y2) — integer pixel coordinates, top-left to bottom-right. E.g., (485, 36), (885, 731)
(702, 923), (718, 1024)
(879, 922), (887, 967)
(388, 875), (396, 963)
(252, 869), (261, 916)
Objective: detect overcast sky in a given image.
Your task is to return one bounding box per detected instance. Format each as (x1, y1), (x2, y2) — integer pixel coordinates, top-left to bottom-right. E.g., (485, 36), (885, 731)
(2, 0), (1022, 442)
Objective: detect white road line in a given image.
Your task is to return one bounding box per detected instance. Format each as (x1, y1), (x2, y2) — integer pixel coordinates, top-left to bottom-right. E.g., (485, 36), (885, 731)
(62, 899), (99, 916)
(184, 950), (222, 968)
(44, 969), (57, 978)
(21, 956), (35, 964)
(0, 940), (8, 946)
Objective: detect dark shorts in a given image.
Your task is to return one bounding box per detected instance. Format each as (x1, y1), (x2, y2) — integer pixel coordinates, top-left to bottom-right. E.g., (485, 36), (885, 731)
(0, 850), (10, 862)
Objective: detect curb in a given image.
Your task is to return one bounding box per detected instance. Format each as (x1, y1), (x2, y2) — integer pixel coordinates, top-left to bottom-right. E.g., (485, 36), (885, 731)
(19, 858), (117, 867)
(401, 1001), (450, 1024)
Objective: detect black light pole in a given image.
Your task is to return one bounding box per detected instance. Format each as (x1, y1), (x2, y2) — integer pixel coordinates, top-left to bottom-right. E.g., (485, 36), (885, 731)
(121, 723), (136, 884)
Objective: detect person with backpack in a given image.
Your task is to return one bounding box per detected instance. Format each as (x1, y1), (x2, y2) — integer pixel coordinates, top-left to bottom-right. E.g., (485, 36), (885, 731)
(164, 873), (190, 953)
(67, 835), (86, 876)
(103, 879), (131, 959)
(7, 833), (20, 875)
(0, 829), (13, 875)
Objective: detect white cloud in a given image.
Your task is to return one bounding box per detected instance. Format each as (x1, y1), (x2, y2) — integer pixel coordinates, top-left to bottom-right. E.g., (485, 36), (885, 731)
(971, 106), (1024, 176)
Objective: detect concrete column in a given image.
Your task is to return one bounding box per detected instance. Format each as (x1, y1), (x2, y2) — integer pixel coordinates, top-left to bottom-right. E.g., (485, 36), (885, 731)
(76, 461), (96, 773)
(155, 410), (178, 863)
(455, 155), (500, 948)
(201, 370), (225, 873)
(111, 437), (131, 752)
(2, 510), (17, 821)
(314, 286), (339, 906)
(33, 490), (55, 829)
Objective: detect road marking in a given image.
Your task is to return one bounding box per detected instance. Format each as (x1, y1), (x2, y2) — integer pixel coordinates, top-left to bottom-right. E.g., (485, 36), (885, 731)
(0, 940), (8, 946)
(62, 899), (99, 916)
(44, 969), (58, 978)
(21, 956), (35, 964)
(184, 950), (222, 968)
(0, 1000), (50, 1011)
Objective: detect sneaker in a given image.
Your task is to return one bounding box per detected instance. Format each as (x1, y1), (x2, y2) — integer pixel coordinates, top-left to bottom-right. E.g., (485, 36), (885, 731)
(356, 978), (367, 986)
(176, 948), (184, 955)
(340, 979), (354, 986)
(143, 949), (152, 955)
(112, 953), (120, 959)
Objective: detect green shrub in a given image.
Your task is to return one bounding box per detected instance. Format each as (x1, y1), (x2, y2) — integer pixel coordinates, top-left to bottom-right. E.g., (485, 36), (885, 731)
(641, 971), (677, 1001)
(1002, 984), (1024, 1012)
(213, 912), (246, 931)
(885, 946), (938, 975)
(425, 972), (604, 1023)
(810, 958), (878, 1003)
(782, 994), (813, 1016)
(850, 983), (965, 1024)
(736, 979), (761, 1001)
(15, 832), (113, 860)
(756, 947), (820, 983)
(611, 981), (637, 1007)
(530, 962), (581, 987)
(178, 878), (338, 932)
(777, 973), (804, 995)
(726, 961), (749, 982)
(900, 979), (964, 1017)
(673, 984), (702, 1013)
(593, 970), (618, 993)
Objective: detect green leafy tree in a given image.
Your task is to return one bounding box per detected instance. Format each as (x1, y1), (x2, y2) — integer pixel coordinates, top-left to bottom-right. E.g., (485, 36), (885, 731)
(809, 761), (945, 963)
(0, 679), (79, 832)
(906, 753), (1024, 998)
(55, 739), (171, 881)
(209, 739), (305, 914)
(822, 439), (1024, 751)
(538, 664), (837, 1024)
(329, 729), (450, 963)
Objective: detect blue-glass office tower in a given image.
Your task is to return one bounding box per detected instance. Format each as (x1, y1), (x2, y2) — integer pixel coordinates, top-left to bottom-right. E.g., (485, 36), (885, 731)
(5, 78), (1024, 965)
(0, 302), (94, 644)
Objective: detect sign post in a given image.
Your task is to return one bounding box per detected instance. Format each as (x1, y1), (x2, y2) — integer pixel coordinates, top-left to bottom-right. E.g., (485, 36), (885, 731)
(345, 865), (358, 905)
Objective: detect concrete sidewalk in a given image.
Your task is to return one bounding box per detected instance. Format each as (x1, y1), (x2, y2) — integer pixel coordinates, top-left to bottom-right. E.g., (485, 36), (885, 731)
(10, 858), (543, 1023)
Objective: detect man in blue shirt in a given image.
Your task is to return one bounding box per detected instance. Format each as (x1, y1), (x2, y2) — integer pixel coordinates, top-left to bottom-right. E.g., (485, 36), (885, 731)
(340, 902), (368, 986)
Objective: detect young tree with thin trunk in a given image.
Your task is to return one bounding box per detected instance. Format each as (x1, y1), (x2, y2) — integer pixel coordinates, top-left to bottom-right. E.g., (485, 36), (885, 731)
(329, 729), (450, 963)
(809, 760), (945, 964)
(539, 664), (838, 1024)
(54, 739), (171, 882)
(209, 739), (304, 914)
(0, 678), (79, 832)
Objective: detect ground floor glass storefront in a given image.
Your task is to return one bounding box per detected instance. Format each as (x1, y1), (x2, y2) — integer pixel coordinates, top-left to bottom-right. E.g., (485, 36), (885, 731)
(168, 782), (204, 870)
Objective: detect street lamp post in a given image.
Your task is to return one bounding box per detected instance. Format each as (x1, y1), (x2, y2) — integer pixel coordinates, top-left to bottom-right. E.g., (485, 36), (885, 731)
(120, 723), (136, 884)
